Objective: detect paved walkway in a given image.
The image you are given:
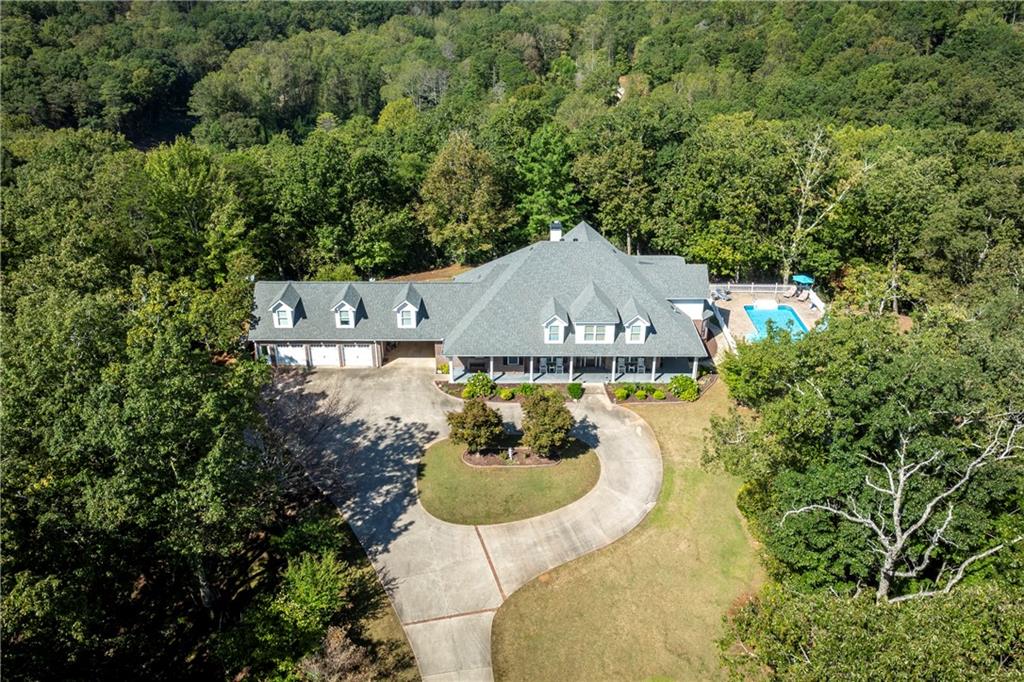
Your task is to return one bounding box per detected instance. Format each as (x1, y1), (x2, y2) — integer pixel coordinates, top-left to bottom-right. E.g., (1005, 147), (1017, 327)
(273, 360), (661, 681)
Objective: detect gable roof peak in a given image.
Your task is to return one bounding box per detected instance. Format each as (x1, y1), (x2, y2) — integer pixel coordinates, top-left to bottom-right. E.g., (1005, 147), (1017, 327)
(540, 296), (568, 324)
(563, 220), (614, 248)
(271, 282), (301, 311)
(332, 283), (361, 311)
(570, 281), (619, 323)
(392, 282), (422, 310)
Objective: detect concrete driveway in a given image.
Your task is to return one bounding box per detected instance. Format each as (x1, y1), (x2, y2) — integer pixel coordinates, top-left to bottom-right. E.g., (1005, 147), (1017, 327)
(271, 360), (661, 681)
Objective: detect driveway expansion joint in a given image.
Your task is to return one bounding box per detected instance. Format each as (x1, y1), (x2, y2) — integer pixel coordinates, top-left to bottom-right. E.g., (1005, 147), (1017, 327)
(475, 525), (508, 600)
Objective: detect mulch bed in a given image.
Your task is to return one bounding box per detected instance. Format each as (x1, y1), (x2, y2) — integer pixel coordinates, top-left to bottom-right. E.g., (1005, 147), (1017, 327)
(435, 380), (579, 404)
(604, 373), (718, 404)
(462, 446), (560, 468)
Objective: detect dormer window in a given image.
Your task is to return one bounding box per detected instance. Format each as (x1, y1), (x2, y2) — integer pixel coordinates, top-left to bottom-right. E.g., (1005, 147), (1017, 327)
(583, 325), (607, 342)
(335, 308), (354, 328)
(628, 323), (644, 343)
(269, 282), (301, 329)
(275, 309), (292, 328)
(547, 325), (561, 342)
(398, 306), (416, 328)
(543, 316), (566, 344)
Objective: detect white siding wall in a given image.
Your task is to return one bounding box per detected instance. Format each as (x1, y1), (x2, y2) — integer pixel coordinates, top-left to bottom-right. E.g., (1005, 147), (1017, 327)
(669, 299), (706, 321)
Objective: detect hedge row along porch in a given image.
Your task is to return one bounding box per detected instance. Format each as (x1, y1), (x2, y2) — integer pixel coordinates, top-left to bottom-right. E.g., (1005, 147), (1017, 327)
(250, 221), (712, 383)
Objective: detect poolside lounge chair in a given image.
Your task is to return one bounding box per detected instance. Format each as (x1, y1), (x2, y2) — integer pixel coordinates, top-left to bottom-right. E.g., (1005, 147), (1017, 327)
(782, 285), (797, 298)
(796, 289), (810, 302)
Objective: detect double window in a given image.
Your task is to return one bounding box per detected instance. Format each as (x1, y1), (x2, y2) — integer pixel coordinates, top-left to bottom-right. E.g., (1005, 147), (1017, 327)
(505, 356), (520, 366)
(583, 325), (607, 342)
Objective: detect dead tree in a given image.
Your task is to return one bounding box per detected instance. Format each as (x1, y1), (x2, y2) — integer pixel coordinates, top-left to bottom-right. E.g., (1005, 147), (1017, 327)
(783, 410), (1023, 603)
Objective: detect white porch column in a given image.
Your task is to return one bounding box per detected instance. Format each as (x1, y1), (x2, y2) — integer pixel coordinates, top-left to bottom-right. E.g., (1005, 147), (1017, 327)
(691, 357), (699, 379)
(449, 357), (455, 383)
(253, 342), (260, 361)
(529, 356), (534, 383)
(489, 356), (494, 379)
(651, 356), (657, 382)
(569, 356), (574, 380)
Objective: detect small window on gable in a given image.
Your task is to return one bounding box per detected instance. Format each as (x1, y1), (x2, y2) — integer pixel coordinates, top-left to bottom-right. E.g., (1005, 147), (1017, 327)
(628, 324), (643, 343)
(546, 323), (561, 343)
(336, 309), (353, 328)
(274, 309), (291, 328)
(399, 308), (415, 328)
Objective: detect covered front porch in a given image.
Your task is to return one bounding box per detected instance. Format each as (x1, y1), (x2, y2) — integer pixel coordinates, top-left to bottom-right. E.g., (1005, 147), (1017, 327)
(448, 355), (700, 384)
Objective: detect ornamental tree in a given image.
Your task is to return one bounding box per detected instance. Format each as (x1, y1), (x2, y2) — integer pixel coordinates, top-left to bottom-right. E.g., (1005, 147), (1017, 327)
(447, 400), (504, 454)
(521, 390), (576, 456)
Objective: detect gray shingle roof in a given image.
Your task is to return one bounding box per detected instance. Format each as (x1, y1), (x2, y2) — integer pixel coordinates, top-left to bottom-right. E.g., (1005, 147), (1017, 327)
(331, 283), (361, 311)
(272, 282), (301, 310)
(539, 297), (568, 324)
(250, 225), (709, 358)
(620, 298), (649, 325)
(392, 282), (422, 310)
(570, 282), (619, 323)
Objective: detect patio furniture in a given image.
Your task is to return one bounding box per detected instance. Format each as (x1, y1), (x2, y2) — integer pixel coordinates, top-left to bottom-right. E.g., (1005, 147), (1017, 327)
(539, 358), (549, 374)
(626, 357), (637, 373)
(782, 285), (797, 298)
(796, 290), (810, 302)
(554, 357), (565, 373)
(636, 358), (646, 374)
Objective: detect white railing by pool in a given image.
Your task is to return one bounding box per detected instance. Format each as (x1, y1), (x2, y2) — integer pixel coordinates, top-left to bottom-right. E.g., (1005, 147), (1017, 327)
(710, 281), (827, 313)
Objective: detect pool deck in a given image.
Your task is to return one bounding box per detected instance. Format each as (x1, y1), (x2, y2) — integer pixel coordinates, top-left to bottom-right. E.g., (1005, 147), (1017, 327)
(714, 292), (825, 343)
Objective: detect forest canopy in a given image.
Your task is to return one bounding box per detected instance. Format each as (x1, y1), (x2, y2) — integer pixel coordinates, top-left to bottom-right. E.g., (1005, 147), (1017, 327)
(2, 1), (1023, 679)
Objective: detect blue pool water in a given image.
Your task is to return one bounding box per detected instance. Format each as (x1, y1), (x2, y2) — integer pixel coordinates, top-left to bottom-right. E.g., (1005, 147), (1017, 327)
(743, 304), (808, 341)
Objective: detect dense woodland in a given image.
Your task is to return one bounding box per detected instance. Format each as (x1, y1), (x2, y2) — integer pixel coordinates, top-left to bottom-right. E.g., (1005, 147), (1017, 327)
(2, 1), (1022, 680)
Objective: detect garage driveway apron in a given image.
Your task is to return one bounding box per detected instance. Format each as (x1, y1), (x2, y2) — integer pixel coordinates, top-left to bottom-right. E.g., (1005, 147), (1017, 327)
(278, 361), (661, 681)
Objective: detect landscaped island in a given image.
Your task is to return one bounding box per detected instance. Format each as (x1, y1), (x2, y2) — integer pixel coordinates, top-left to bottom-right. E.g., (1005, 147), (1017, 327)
(417, 438), (600, 525)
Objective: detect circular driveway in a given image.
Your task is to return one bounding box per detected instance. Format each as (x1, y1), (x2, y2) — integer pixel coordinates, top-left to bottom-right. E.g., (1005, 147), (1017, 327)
(272, 360), (661, 681)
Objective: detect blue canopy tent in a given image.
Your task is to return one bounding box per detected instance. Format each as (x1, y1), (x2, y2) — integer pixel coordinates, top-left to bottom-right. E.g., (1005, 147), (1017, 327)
(792, 274), (814, 285)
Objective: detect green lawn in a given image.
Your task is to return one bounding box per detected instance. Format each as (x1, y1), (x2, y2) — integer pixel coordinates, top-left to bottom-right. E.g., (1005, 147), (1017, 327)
(491, 382), (764, 681)
(417, 439), (601, 525)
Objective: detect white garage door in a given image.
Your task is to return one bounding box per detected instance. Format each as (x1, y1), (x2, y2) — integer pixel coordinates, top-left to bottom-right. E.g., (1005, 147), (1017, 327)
(343, 344), (374, 367)
(310, 344), (340, 367)
(276, 345), (307, 367)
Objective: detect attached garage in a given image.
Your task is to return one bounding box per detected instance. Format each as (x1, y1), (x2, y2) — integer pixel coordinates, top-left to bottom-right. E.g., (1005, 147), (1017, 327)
(309, 344), (340, 367)
(276, 345), (307, 367)
(342, 343), (374, 367)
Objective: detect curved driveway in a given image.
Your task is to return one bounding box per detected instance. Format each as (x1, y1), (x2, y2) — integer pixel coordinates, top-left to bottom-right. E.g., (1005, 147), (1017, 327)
(275, 361), (661, 681)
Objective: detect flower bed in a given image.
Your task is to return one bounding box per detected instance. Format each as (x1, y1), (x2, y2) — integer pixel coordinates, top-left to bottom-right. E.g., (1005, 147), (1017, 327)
(605, 374), (717, 404)
(434, 380), (583, 404)
(462, 446), (559, 468)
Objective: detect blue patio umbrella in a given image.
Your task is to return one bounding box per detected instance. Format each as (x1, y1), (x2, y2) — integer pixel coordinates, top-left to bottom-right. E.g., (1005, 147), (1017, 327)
(792, 274), (814, 285)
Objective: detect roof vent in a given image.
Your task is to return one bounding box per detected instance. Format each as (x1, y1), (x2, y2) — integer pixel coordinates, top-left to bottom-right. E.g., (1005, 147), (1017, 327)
(549, 220), (563, 242)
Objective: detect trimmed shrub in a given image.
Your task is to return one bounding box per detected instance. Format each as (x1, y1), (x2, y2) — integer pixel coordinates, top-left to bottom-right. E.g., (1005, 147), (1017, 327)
(635, 389), (648, 400)
(437, 362), (449, 375)
(499, 388), (515, 401)
(614, 387), (629, 401)
(447, 399), (503, 453)
(668, 375), (699, 401)
(521, 390), (576, 455)
(620, 383), (637, 397)
(652, 389), (666, 400)
(462, 372), (496, 399)
(567, 383), (584, 400)
(517, 382), (537, 397)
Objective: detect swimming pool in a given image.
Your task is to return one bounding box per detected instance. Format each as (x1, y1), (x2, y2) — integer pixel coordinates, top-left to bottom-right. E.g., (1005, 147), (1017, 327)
(743, 304), (808, 341)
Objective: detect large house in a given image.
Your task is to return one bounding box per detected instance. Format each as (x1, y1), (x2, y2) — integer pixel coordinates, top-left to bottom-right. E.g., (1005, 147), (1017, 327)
(250, 221), (713, 383)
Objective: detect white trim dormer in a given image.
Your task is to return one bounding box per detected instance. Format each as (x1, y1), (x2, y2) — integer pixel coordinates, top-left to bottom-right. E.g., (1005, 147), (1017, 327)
(396, 301), (418, 329)
(624, 315), (650, 344)
(544, 315), (567, 344)
(271, 301), (294, 329)
(334, 304), (355, 329)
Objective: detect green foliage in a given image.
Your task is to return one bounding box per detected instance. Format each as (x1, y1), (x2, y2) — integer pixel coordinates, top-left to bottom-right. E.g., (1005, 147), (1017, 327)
(437, 363), (449, 376)
(499, 388), (516, 401)
(634, 389), (648, 401)
(614, 387), (629, 402)
(461, 372), (496, 399)
(723, 584), (1024, 679)
(652, 389), (666, 400)
(667, 375), (698, 401)
(517, 383), (538, 397)
(566, 383), (584, 400)
(446, 399), (504, 454)
(521, 390), (576, 455)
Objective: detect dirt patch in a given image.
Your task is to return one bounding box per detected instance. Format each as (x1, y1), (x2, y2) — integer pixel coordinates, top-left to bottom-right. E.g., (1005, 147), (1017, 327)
(387, 264), (473, 282)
